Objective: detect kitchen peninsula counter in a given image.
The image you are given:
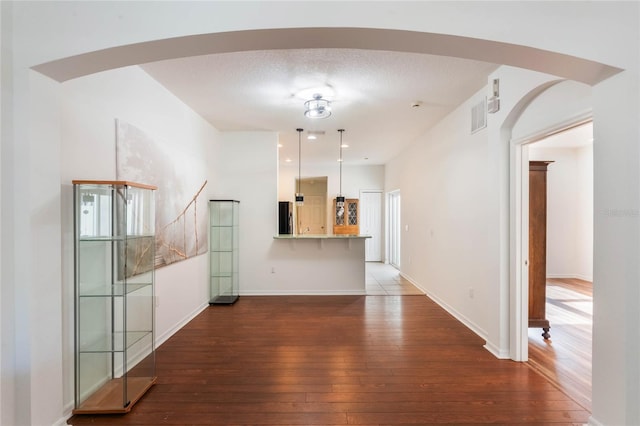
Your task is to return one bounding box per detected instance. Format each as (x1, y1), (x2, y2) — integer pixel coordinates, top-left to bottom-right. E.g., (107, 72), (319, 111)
(266, 234), (371, 295)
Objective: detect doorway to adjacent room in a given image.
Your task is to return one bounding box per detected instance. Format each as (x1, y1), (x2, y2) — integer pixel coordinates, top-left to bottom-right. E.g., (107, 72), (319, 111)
(295, 177), (327, 235)
(524, 122), (594, 411)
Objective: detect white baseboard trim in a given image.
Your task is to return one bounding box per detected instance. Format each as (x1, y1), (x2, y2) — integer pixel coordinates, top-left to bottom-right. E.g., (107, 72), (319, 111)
(547, 274), (592, 282)
(588, 415), (604, 426)
(54, 413), (72, 426)
(156, 301), (209, 348)
(240, 290), (366, 296)
(483, 341), (511, 359)
(399, 272), (425, 293)
(400, 272), (495, 356)
(60, 399), (75, 425)
(425, 290), (489, 342)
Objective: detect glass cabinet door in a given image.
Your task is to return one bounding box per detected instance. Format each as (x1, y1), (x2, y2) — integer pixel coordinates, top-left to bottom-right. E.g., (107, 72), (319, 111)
(73, 180), (157, 414)
(333, 198), (359, 235)
(209, 200), (240, 305)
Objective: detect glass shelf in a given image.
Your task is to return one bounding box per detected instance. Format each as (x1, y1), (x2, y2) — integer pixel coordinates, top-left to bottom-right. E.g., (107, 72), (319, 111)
(78, 282), (153, 297)
(78, 331), (153, 353)
(78, 234), (155, 242)
(209, 200), (239, 305)
(73, 180), (157, 414)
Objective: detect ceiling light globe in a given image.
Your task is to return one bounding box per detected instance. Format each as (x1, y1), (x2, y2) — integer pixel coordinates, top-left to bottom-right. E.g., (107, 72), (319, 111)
(304, 95), (332, 119)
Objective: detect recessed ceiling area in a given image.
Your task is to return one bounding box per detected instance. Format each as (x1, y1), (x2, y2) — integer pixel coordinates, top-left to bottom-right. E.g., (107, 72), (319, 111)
(141, 48), (498, 166)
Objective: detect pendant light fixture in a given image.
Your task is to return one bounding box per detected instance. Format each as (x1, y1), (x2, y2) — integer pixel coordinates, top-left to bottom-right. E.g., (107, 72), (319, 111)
(295, 128), (304, 206)
(336, 129), (346, 215)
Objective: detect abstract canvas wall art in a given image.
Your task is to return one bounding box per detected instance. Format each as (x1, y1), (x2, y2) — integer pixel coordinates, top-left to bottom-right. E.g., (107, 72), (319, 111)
(116, 119), (208, 268)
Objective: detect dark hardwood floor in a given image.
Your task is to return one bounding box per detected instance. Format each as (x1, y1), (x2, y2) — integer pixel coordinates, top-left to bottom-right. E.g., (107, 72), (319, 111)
(527, 278), (593, 412)
(69, 295), (589, 425)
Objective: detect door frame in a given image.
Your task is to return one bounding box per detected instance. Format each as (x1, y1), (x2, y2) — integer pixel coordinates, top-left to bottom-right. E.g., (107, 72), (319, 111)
(360, 189), (384, 262)
(297, 194), (327, 234)
(295, 176), (328, 235)
(510, 115), (592, 361)
(387, 189), (401, 269)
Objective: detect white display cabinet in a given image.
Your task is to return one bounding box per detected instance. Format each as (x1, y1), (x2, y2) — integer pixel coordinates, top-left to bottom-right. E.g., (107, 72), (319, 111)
(73, 180), (157, 414)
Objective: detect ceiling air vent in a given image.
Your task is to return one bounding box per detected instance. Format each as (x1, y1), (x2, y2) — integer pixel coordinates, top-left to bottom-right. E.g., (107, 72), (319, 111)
(471, 97), (487, 134)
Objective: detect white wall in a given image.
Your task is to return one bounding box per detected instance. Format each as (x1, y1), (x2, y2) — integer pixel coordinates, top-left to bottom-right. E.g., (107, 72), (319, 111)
(216, 132), (367, 295)
(213, 131), (279, 293)
(385, 87), (491, 340)
(512, 80), (592, 141)
(592, 68), (640, 425)
(0, 1), (3, 418)
(61, 65), (219, 416)
(386, 67), (593, 362)
(279, 164), (384, 202)
(574, 146), (594, 281)
(529, 145), (593, 281)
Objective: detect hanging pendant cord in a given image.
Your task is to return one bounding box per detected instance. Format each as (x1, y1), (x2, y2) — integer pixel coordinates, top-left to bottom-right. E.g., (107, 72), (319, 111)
(296, 128), (303, 194)
(338, 129), (344, 195)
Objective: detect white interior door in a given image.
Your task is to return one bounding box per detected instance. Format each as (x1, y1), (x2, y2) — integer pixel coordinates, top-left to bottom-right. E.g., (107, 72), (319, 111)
(388, 191), (401, 268)
(360, 191), (383, 261)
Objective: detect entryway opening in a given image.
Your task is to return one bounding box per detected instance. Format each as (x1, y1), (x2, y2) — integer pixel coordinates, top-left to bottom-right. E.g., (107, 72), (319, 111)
(519, 120), (594, 411)
(295, 177), (327, 235)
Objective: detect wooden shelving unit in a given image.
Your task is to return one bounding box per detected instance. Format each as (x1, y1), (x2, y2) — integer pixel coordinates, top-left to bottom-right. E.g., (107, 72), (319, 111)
(528, 162), (553, 339)
(72, 377), (156, 414)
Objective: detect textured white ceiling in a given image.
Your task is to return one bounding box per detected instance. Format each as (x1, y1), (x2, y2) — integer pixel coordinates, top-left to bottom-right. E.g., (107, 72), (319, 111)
(141, 48), (498, 166)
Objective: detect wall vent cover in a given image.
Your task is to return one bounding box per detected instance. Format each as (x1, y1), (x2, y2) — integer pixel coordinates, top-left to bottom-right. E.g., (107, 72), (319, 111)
(471, 97), (487, 134)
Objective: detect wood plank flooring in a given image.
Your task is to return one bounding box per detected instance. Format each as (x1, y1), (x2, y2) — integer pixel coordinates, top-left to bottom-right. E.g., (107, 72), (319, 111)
(527, 278), (593, 412)
(69, 295), (589, 425)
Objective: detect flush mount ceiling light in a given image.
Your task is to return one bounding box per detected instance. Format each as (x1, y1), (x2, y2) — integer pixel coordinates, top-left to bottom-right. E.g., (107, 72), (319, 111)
(304, 94), (332, 119)
(296, 86), (335, 101)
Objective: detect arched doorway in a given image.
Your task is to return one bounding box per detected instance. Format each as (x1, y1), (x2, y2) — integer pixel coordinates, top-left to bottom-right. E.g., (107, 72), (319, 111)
(41, 29), (612, 364)
(505, 80), (593, 409)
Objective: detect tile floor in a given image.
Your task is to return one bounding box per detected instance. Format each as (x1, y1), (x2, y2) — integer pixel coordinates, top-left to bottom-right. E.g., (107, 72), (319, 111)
(365, 262), (424, 295)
